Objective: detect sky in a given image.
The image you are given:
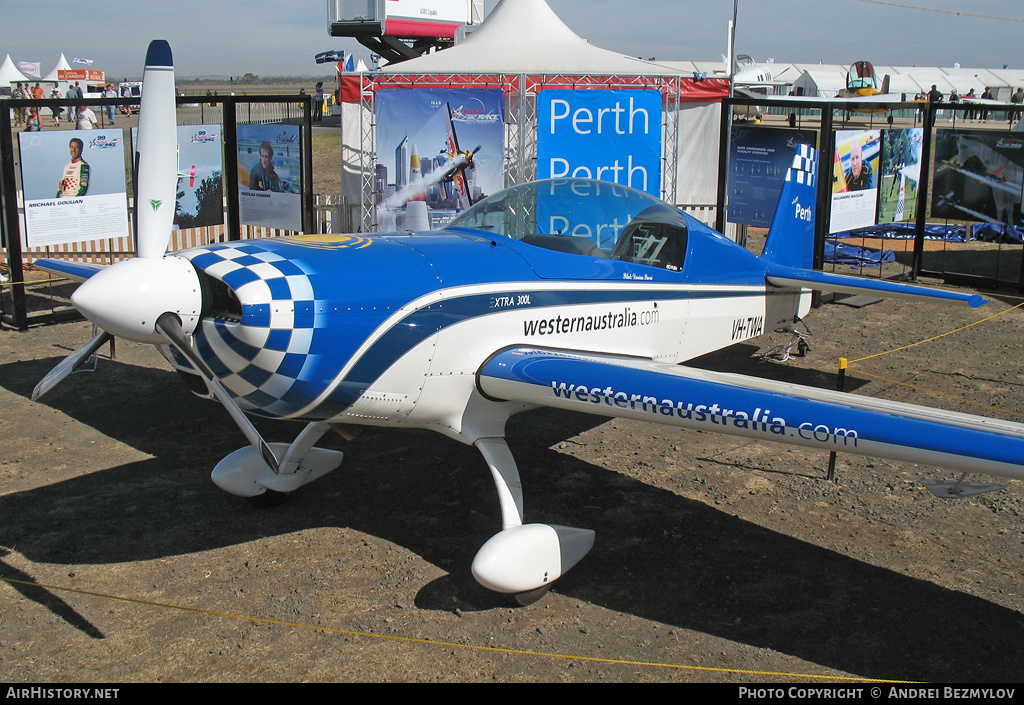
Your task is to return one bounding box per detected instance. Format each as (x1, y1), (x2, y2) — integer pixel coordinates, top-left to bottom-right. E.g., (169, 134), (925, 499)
(2, 0), (1022, 80)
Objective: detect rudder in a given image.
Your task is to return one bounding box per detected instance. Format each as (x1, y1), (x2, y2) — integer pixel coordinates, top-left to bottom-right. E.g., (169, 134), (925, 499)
(760, 145), (818, 269)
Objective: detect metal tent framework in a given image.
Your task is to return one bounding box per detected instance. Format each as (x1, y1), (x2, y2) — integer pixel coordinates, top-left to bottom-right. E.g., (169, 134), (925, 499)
(351, 71), (727, 233)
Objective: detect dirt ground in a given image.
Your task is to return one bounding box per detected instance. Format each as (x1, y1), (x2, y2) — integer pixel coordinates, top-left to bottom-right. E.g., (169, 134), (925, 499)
(1, 275), (1023, 683)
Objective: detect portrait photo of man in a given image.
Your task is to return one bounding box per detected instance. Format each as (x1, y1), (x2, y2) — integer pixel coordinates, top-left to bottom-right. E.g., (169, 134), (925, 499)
(57, 137), (90, 198)
(236, 124), (302, 231)
(248, 140), (284, 192)
(845, 139), (874, 191)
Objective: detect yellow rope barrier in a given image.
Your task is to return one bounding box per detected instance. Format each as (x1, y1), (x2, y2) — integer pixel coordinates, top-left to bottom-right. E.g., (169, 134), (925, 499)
(846, 367), (1024, 418)
(0, 575), (909, 683)
(0, 275), (71, 289)
(848, 301), (1024, 364)
(842, 301), (1024, 416)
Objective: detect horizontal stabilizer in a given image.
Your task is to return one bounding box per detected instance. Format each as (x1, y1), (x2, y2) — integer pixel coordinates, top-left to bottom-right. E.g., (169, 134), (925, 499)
(478, 346), (1024, 482)
(765, 264), (987, 308)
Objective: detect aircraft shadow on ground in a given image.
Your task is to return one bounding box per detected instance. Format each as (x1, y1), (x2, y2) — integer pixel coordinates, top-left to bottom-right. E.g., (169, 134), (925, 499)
(0, 356), (1020, 682)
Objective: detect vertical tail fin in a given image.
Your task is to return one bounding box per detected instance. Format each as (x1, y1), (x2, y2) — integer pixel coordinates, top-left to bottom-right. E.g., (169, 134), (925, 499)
(760, 145), (818, 269)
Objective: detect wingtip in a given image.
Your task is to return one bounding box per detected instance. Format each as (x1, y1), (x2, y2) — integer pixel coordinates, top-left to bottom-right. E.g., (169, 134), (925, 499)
(968, 295), (988, 308)
(145, 40), (173, 69)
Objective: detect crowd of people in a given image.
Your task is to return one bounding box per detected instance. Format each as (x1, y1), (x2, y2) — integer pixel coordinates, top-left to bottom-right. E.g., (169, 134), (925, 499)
(8, 80), (106, 131)
(7, 79), (334, 131)
(16, 75), (1020, 135)
(912, 84), (1023, 123)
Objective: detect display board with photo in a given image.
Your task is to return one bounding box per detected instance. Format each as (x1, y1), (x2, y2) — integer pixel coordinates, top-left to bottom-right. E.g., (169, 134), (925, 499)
(237, 124), (303, 232)
(727, 126), (818, 227)
(930, 129), (1024, 227)
(375, 88), (505, 231)
(877, 128), (923, 225)
(175, 125), (224, 229)
(18, 130), (130, 247)
(829, 129), (881, 234)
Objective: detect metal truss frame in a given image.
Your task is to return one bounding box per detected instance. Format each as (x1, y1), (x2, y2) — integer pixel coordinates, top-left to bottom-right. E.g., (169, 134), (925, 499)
(357, 72), (687, 232)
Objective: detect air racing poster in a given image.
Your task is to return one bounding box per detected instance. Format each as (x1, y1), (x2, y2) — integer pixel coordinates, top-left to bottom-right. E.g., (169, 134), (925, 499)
(19, 130), (130, 247)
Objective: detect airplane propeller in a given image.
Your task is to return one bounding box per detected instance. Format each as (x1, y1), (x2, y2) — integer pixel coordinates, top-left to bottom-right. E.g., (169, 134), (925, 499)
(154, 313), (280, 473)
(33, 39), (281, 475)
(31, 329), (112, 401)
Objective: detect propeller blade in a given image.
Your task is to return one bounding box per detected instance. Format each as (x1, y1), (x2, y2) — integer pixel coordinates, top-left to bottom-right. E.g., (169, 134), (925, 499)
(31, 330), (113, 401)
(154, 313), (280, 474)
(135, 40), (179, 259)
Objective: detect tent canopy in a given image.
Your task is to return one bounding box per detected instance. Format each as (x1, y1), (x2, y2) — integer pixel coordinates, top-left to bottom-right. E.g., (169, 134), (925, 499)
(380, 0), (727, 86)
(0, 55), (28, 88)
(44, 54), (72, 82)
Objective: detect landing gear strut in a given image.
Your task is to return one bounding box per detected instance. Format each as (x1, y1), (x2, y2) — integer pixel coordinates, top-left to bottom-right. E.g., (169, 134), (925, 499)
(471, 437), (595, 604)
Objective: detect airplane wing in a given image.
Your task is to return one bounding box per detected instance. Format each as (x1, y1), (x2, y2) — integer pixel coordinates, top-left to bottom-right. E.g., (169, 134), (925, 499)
(34, 259), (104, 283)
(477, 346), (1024, 483)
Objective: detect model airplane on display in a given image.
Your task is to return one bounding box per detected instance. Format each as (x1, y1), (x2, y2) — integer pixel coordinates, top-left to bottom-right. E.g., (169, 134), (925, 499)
(31, 41), (1024, 605)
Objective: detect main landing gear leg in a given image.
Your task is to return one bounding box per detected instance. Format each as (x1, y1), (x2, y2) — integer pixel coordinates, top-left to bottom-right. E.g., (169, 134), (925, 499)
(471, 437), (595, 605)
(211, 420), (344, 501)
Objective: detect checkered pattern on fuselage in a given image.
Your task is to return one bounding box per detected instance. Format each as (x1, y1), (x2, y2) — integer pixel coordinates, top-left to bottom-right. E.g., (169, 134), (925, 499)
(184, 243), (326, 417)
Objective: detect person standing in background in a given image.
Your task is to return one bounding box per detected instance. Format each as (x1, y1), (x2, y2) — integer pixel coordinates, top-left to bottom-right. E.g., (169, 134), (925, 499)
(11, 83), (25, 125)
(103, 83), (118, 124)
(76, 104), (98, 130)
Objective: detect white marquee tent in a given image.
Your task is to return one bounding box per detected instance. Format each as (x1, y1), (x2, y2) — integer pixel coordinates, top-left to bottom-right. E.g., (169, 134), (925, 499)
(381, 0), (700, 77)
(0, 55), (29, 89)
(339, 0), (730, 229)
(44, 54), (72, 82)
(783, 63), (1024, 100)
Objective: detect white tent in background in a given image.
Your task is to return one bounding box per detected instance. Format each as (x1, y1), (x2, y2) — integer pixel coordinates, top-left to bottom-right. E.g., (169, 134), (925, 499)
(382, 0), (684, 76)
(44, 54), (72, 82)
(352, 0), (728, 212)
(0, 54), (29, 88)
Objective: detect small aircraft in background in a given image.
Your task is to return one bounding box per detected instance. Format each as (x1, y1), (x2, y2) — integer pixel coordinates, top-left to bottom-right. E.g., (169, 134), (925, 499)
(834, 60), (906, 115)
(31, 41), (1024, 605)
(730, 55), (793, 119)
(837, 60), (890, 99)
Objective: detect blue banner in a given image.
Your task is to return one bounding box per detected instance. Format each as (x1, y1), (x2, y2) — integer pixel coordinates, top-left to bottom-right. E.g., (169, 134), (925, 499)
(537, 90), (662, 196)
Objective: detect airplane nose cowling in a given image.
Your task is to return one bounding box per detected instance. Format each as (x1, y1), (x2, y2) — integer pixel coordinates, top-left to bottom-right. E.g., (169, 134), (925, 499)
(71, 256), (204, 343)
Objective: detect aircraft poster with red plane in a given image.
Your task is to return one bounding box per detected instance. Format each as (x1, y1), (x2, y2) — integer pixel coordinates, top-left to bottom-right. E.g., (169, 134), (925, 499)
(175, 125), (223, 229)
(375, 88), (505, 231)
(931, 129), (1024, 227)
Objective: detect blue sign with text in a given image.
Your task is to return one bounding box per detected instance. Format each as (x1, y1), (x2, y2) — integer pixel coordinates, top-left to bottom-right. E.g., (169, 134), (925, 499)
(537, 90), (662, 196)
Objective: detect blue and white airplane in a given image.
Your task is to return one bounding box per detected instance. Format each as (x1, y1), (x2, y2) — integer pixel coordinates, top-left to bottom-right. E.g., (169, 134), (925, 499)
(32, 41), (1024, 605)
